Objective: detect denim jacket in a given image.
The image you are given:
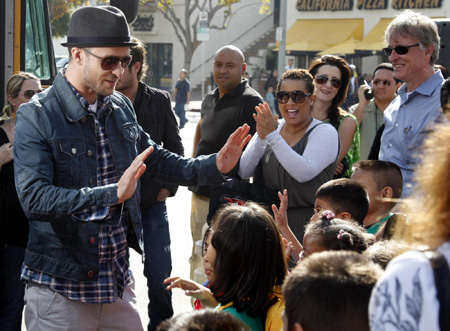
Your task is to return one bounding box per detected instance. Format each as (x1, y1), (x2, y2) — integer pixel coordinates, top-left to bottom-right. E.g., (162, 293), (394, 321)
(13, 74), (225, 281)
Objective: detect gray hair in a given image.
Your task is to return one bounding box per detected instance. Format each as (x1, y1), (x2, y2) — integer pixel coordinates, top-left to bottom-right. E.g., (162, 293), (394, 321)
(385, 10), (440, 65)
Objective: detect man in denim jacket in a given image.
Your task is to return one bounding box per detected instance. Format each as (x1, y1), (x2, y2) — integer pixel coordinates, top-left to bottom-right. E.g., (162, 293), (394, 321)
(13, 6), (250, 330)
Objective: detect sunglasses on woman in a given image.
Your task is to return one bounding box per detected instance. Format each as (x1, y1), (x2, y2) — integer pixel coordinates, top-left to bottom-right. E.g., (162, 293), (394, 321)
(315, 75), (342, 89)
(373, 79), (393, 87)
(20, 89), (43, 99)
(381, 43), (420, 56)
(83, 48), (132, 71)
(276, 90), (311, 104)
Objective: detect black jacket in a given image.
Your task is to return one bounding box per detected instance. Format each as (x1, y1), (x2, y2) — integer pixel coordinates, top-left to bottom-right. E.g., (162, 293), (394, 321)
(134, 82), (185, 207)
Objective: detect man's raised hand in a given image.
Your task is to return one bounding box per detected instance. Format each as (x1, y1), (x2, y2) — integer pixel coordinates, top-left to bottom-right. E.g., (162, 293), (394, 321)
(216, 124), (251, 173)
(117, 147), (153, 203)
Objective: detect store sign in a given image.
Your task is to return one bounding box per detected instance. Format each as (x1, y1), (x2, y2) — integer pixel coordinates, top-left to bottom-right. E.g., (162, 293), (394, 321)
(197, 11), (210, 41)
(296, 0), (353, 11)
(392, 0), (441, 9)
(276, 27), (283, 41)
(357, 0), (387, 9)
(197, 28), (210, 41)
(132, 15), (155, 31)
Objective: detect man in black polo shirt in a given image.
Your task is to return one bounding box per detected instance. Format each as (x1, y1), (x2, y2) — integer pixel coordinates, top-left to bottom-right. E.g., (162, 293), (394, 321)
(189, 45), (263, 280)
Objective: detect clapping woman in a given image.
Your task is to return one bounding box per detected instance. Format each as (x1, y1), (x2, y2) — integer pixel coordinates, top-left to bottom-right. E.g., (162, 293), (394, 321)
(239, 69), (339, 242)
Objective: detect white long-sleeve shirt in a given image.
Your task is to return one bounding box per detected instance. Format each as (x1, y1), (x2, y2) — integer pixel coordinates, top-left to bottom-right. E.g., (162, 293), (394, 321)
(239, 118), (339, 183)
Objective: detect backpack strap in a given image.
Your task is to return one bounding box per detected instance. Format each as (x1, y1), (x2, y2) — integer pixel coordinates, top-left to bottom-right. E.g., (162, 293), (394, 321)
(422, 249), (450, 330)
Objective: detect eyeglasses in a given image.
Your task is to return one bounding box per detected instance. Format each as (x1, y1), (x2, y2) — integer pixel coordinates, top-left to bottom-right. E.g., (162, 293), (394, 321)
(382, 43), (420, 56)
(373, 79), (393, 87)
(83, 48), (132, 71)
(276, 90), (311, 104)
(315, 75), (342, 89)
(20, 89), (43, 99)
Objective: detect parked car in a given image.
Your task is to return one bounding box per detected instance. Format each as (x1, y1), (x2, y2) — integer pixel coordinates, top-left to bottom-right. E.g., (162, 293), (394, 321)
(56, 55), (69, 72)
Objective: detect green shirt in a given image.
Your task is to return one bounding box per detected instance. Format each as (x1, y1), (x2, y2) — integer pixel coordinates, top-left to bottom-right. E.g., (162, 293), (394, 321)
(217, 303), (265, 331)
(328, 113), (360, 178)
(365, 214), (390, 235)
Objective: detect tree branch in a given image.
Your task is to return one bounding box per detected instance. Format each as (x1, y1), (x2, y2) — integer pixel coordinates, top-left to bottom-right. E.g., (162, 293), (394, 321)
(156, 5), (187, 51)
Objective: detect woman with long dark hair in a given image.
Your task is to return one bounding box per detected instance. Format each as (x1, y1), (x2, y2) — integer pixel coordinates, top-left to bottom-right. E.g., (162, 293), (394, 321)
(309, 55), (360, 178)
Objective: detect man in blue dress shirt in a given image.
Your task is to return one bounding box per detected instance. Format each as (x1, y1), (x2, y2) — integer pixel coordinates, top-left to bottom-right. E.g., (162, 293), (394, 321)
(379, 10), (448, 198)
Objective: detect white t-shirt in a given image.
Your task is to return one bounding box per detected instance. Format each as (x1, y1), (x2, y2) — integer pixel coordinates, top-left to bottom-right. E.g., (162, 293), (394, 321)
(369, 241), (450, 331)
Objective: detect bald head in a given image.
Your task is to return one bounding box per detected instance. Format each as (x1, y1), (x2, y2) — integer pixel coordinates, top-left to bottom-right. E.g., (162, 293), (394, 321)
(215, 45), (245, 63)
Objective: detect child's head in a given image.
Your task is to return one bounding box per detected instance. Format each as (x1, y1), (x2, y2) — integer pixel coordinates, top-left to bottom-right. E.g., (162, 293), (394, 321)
(282, 251), (383, 331)
(202, 225), (213, 257)
(302, 216), (371, 259)
(312, 179), (369, 225)
(352, 160), (403, 213)
(205, 202), (287, 316)
(157, 308), (249, 331)
(268, 86), (274, 93)
(363, 239), (411, 270)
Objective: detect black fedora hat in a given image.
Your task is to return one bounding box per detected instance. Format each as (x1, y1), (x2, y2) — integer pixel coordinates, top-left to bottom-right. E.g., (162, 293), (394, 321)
(61, 6), (137, 48)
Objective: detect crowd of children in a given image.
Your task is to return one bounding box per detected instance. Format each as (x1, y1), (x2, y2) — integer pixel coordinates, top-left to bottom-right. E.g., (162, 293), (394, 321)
(155, 74), (450, 331)
(159, 155), (398, 330)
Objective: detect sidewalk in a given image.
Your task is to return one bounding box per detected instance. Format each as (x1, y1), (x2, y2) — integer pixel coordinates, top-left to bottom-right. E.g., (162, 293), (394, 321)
(171, 100), (202, 112)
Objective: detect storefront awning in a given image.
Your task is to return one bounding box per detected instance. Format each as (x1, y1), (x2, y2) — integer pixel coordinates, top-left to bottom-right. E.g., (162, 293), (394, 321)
(354, 18), (393, 56)
(318, 38), (362, 56)
(285, 19), (363, 53)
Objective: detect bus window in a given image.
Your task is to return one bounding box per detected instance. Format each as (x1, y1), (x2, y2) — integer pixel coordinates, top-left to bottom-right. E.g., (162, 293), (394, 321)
(24, 0), (54, 82)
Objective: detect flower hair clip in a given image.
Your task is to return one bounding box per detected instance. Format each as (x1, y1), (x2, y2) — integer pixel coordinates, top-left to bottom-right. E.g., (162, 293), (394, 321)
(322, 210), (335, 220)
(337, 229), (345, 240)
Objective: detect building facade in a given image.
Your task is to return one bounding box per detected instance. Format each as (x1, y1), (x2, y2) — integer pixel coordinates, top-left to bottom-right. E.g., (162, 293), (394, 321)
(284, 0), (448, 75)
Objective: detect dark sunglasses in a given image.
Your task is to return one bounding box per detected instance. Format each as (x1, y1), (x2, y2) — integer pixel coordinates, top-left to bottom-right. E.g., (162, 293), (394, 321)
(21, 89), (43, 99)
(373, 79), (393, 87)
(83, 48), (132, 71)
(276, 90), (311, 104)
(315, 75), (342, 89)
(382, 43), (420, 56)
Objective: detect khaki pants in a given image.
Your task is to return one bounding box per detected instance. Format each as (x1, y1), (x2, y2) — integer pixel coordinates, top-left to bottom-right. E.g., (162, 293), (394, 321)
(189, 193), (210, 282)
(24, 277), (144, 331)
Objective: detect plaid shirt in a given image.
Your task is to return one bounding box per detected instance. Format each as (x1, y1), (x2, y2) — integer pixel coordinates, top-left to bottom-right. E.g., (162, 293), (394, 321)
(21, 80), (131, 303)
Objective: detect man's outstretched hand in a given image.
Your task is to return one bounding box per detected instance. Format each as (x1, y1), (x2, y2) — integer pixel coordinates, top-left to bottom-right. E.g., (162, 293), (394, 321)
(117, 147), (153, 203)
(216, 124), (251, 173)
